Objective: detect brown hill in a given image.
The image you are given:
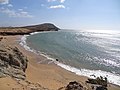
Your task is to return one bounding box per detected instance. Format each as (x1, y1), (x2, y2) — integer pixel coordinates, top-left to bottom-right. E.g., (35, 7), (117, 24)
(0, 23), (59, 35)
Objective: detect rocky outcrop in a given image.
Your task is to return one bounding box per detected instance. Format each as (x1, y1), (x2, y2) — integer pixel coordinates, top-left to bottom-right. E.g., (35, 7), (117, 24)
(0, 43), (28, 80)
(58, 81), (84, 90)
(0, 23), (60, 35)
(24, 23), (60, 31)
(86, 76), (108, 90)
(65, 81), (84, 90)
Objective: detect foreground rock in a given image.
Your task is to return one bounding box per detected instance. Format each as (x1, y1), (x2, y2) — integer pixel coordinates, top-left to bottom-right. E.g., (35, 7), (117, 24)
(86, 76), (108, 90)
(0, 43), (28, 80)
(65, 81), (84, 90)
(0, 23), (59, 35)
(58, 81), (84, 90)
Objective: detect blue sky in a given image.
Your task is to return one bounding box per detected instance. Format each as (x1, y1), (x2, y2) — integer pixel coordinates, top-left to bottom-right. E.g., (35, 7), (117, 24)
(0, 0), (120, 30)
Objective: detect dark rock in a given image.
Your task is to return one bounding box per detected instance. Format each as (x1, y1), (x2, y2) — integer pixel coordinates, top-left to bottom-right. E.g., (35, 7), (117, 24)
(96, 86), (108, 90)
(56, 59), (59, 61)
(65, 81), (83, 90)
(0, 37), (3, 41)
(86, 76), (108, 90)
(86, 76), (107, 87)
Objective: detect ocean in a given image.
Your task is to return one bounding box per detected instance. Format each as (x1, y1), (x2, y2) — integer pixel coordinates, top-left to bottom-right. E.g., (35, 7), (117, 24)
(20, 29), (120, 86)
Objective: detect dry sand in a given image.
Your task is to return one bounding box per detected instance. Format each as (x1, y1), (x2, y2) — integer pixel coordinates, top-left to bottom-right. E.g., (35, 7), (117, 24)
(0, 35), (120, 90)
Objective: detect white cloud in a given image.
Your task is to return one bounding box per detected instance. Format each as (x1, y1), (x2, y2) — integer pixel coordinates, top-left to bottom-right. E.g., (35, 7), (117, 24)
(49, 5), (65, 9)
(18, 9), (23, 11)
(0, 0), (9, 4)
(24, 7), (28, 9)
(48, 0), (65, 3)
(48, 0), (56, 2)
(0, 7), (33, 18)
(0, 7), (16, 16)
(41, 4), (45, 7)
(60, 0), (65, 3)
(7, 4), (13, 7)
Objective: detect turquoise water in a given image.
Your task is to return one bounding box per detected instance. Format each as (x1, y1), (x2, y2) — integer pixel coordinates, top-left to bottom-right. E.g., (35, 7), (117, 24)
(23, 29), (120, 86)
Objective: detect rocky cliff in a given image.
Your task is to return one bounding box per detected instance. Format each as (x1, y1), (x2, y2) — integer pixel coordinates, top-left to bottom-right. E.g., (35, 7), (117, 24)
(0, 43), (28, 80)
(0, 23), (59, 35)
(24, 23), (59, 31)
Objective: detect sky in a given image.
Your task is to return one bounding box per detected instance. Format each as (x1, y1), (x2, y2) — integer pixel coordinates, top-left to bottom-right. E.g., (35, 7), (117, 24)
(0, 0), (120, 30)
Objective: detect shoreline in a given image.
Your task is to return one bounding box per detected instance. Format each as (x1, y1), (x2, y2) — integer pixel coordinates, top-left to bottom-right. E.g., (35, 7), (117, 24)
(15, 35), (89, 89)
(0, 35), (120, 90)
(20, 31), (120, 87)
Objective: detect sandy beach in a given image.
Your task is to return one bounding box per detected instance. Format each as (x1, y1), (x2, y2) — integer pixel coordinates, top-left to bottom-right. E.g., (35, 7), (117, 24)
(0, 35), (120, 90)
